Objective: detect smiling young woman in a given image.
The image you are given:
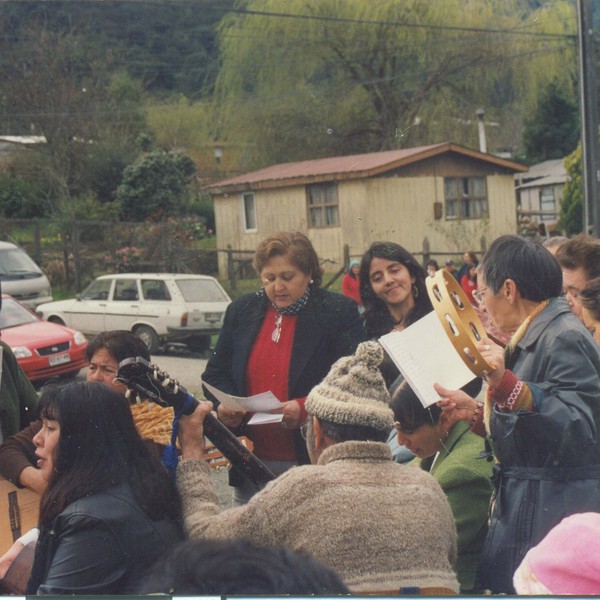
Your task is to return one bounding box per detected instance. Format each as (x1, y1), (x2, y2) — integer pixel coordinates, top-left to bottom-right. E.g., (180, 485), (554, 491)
(359, 241), (432, 339)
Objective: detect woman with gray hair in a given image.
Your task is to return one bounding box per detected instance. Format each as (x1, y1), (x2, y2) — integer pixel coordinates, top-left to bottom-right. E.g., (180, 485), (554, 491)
(435, 234), (600, 594)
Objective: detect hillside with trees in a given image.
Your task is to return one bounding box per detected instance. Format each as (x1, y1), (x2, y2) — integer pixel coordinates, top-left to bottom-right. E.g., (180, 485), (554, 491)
(0, 0), (586, 229)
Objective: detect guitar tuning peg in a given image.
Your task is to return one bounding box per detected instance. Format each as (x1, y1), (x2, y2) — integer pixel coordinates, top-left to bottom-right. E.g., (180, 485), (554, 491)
(173, 384), (179, 394)
(125, 388), (131, 400)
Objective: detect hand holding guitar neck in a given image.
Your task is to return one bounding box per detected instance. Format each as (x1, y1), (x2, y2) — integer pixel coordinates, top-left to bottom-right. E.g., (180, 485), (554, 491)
(116, 357), (275, 487)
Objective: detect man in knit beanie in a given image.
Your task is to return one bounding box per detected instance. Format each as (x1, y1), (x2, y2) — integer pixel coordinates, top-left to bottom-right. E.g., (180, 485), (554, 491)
(175, 341), (459, 594)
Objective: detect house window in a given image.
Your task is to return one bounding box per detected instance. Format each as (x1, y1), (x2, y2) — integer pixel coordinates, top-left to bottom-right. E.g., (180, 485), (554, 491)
(242, 192), (257, 231)
(444, 177), (488, 219)
(540, 188), (556, 222)
(307, 183), (339, 228)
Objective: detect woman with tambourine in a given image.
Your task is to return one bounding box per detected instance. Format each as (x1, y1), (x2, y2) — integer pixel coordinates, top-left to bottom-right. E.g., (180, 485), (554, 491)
(435, 235), (600, 595)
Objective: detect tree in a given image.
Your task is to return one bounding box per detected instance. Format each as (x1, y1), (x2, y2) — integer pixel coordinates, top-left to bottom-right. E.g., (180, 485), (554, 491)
(560, 145), (583, 235)
(522, 79), (579, 164)
(116, 150), (196, 222)
(212, 0), (577, 168)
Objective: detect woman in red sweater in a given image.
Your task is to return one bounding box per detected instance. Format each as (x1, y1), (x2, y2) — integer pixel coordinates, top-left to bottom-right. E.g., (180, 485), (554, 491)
(342, 260), (362, 310)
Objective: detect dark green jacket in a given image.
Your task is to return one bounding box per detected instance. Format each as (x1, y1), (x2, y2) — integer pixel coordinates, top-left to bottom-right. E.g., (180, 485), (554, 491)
(419, 420), (493, 593)
(0, 340), (38, 440)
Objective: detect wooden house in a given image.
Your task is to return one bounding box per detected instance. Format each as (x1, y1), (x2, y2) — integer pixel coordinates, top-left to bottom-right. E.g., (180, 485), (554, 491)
(515, 158), (566, 236)
(206, 142), (527, 277)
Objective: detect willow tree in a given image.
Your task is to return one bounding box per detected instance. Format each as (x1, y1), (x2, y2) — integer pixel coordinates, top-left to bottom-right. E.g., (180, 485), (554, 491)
(212, 0), (577, 169)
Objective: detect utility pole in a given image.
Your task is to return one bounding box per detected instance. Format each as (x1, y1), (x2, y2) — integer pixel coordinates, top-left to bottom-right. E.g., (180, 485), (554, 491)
(476, 108), (487, 153)
(577, 0), (600, 235)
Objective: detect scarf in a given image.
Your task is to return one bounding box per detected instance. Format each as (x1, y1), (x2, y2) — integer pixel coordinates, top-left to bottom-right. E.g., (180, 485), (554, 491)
(256, 284), (312, 315)
(483, 299), (549, 434)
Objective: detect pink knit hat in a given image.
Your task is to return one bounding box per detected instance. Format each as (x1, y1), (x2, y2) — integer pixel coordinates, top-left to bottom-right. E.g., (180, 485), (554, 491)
(513, 513), (600, 595)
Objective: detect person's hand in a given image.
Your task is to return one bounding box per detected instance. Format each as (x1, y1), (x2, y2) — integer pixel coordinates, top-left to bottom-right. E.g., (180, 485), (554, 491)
(477, 337), (505, 387)
(271, 400), (302, 430)
(435, 383), (479, 423)
(178, 401), (213, 460)
(0, 540), (24, 579)
(217, 404), (245, 429)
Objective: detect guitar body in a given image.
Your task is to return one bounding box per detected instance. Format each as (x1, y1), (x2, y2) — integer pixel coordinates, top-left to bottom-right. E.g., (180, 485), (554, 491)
(0, 478), (38, 554)
(0, 540), (35, 595)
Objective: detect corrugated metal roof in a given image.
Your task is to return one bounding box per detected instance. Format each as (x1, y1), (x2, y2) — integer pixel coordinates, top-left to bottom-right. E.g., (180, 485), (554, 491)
(206, 141), (527, 194)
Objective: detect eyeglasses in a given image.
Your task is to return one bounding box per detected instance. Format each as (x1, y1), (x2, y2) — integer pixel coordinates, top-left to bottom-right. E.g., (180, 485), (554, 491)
(472, 287), (488, 306)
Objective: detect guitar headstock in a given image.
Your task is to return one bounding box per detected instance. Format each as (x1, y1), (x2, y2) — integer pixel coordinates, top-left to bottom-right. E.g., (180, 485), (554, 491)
(116, 356), (196, 413)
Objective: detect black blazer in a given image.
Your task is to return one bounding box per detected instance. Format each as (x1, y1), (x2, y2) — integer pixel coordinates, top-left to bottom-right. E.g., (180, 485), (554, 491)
(202, 286), (366, 470)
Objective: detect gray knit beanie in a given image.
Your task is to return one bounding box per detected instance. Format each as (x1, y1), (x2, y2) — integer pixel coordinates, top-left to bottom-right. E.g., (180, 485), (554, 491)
(305, 341), (393, 431)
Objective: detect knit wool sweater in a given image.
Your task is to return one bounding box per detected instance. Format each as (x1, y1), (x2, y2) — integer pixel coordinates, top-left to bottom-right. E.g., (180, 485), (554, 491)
(177, 440), (459, 594)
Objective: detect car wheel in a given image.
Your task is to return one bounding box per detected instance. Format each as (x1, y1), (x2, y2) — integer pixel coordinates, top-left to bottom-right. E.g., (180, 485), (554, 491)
(134, 325), (159, 354)
(186, 335), (211, 354)
(48, 316), (66, 326)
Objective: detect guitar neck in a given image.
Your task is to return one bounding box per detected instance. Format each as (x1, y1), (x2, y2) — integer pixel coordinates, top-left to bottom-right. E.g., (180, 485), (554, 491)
(202, 411), (275, 486)
(117, 358), (276, 487)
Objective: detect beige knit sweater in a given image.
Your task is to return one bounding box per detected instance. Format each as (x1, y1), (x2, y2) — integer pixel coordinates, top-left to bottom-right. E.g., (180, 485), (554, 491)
(177, 440), (459, 594)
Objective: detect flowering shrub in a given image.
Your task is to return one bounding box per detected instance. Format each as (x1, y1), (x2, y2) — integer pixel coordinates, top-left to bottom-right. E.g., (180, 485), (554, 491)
(106, 246), (142, 273)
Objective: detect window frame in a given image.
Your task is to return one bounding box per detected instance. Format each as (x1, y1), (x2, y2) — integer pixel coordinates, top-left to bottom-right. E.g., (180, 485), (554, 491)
(306, 182), (340, 229)
(241, 192), (257, 232)
(444, 176), (489, 220)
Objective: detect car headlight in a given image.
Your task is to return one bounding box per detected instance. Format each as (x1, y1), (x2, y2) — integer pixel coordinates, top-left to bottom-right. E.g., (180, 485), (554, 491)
(12, 346), (33, 359)
(73, 331), (87, 345)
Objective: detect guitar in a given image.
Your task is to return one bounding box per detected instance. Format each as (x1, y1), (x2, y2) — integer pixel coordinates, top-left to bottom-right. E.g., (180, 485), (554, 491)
(116, 357), (276, 487)
(0, 540), (35, 595)
(0, 478), (39, 595)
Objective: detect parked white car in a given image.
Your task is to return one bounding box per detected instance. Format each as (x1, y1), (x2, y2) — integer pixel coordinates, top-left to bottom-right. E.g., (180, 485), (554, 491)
(0, 241), (53, 308)
(36, 273), (231, 354)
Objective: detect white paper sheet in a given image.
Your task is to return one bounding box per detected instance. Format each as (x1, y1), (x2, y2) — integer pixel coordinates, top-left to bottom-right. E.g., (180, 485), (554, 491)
(201, 380), (284, 424)
(379, 311), (476, 408)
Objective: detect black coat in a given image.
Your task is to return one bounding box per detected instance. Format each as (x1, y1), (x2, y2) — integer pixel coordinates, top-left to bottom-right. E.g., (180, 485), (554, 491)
(478, 299), (600, 594)
(202, 286), (366, 475)
(27, 482), (183, 595)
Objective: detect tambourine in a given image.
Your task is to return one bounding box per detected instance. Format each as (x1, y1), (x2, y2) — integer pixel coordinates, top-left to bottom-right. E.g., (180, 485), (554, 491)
(426, 269), (494, 379)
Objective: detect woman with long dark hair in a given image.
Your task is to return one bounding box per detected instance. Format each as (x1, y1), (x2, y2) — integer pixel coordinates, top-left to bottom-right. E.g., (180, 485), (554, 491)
(25, 381), (183, 595)
(359, 241), (432, 340)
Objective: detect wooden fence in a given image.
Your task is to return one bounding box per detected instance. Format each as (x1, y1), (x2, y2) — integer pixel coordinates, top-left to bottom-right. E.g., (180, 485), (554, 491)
(1, 219), (487, 295)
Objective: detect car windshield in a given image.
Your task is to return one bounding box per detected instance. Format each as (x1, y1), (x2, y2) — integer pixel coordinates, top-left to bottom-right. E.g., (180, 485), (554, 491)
(0, 297), (39, 329)
(80, 279), (112, 301)
(176, 279), (229, 302)
(0, 248), (43, 280)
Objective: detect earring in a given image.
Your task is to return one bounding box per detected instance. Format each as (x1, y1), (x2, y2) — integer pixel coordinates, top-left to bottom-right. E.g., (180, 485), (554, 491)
(310, 279), (314, 284)
(412, 284), (419, 299)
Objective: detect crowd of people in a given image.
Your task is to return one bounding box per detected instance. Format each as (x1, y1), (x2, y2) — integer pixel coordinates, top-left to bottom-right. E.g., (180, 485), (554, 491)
(0, 230), (599, 595)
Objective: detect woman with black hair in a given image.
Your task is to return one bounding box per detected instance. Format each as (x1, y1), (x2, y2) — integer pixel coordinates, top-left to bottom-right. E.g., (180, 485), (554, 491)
(0, 330), (172, 494)
(391, 380), (492, 593)
(24, 381), (183, 594)
(436, 235), (600, 594)
(359, 241), (432, 341)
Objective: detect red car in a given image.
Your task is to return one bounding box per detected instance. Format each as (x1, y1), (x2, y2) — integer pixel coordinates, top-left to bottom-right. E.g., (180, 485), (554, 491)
(0, 293), (88, 383)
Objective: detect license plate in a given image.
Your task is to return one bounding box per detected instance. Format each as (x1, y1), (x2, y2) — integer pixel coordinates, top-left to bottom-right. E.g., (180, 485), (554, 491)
(204, 312), (222, 323)
(49, 353), (71, 366)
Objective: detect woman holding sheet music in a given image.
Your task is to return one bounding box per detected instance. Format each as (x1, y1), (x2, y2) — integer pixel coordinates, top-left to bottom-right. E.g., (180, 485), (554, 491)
(203, 232), (365, 505)
(435, 235), (600, 594)
(391, 380), (493, 593)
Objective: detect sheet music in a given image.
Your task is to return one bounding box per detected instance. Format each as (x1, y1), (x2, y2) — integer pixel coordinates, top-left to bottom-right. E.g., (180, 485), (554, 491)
(379, 311), (476, 408)
(201, 380), (284, 425)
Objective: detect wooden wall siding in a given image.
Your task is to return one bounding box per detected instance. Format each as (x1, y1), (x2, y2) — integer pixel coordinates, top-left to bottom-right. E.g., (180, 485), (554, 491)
(214, 170), (518, 278)
(382, 154), (517, 179)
